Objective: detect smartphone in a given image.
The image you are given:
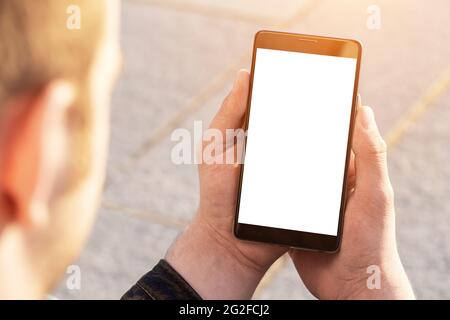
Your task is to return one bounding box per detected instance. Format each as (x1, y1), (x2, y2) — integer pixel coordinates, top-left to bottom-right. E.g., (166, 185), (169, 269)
(234, 31), (362, 252)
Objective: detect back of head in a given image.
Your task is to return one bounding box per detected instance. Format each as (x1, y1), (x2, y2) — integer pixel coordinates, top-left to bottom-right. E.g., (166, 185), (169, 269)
(0, 0), (121, 299)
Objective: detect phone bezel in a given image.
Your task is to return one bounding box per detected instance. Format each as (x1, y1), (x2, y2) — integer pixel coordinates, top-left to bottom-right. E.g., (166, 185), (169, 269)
(233, 30), (362, 252)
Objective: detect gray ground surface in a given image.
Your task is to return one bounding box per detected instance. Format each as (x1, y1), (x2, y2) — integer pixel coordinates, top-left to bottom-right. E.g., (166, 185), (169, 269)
(54, 0), (450, 299)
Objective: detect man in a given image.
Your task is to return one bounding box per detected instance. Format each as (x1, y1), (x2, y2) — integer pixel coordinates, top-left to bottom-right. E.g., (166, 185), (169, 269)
(0, 0), (414, 299)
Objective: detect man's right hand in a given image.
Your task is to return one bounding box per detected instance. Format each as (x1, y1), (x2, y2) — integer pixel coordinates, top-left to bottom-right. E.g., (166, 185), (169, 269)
(290, 97), (415, 299)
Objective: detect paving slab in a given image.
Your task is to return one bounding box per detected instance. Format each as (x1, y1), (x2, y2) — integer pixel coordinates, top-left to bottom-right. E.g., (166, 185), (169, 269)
(108, 0), (259, 171)
(255, 258), (314, 300)
(279, 0), (450, 135)
(53, 207), (179, 299)
(390, 89), (450, 299)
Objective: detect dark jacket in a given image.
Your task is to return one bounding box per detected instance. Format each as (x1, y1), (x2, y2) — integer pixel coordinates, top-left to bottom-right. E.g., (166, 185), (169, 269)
(121, 260), (202, 300)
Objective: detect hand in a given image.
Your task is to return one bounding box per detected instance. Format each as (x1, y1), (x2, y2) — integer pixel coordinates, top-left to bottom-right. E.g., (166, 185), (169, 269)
(290, 97), (415, 299)
(166, 70), (286, 299)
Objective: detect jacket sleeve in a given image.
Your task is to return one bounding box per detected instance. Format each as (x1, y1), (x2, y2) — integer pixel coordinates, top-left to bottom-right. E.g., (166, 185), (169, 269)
(121, 259), (202, 300)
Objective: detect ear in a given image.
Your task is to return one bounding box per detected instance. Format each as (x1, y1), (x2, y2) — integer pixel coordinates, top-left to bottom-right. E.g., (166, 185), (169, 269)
(0, 82), (75, 229)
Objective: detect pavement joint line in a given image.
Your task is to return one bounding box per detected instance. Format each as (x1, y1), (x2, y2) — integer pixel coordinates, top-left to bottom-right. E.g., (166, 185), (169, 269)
(125, 0), (280, 25)
(385, 67), (450, 149)
(130, 55), (247, 161)
(102, 200), (189, 230)
(253, 254), (289, 299)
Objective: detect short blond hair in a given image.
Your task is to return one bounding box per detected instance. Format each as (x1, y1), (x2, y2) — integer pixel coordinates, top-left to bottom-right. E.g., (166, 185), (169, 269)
(0, 0), (107, 183)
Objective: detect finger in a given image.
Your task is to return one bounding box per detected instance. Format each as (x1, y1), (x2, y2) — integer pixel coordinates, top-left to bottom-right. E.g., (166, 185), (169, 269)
(209, 69), (249, 133)
(346, 150), (356, 192)
(345, 94), (360, 192)
(352, 100), (392, 196)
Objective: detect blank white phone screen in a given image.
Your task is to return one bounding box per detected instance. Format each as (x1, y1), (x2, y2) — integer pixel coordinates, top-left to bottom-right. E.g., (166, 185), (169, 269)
(238, 48), (357, 236)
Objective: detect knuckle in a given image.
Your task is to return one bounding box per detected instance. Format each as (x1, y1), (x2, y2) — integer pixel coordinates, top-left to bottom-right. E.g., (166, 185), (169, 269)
(377, 182), (395, 205)
(358, 182), (395, 213)
(368, 134), (387, 155)
(378, 137), (388, 152)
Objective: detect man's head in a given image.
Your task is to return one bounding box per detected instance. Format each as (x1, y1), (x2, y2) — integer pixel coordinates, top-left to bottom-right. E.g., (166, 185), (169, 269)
(0, 0), (121, 298)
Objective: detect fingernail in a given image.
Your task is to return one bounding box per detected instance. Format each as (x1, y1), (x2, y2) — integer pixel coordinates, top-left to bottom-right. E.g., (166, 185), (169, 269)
(357, 94), (362, 106)
(360, 106), (375, 130)
(232, 71), (242, 91)
(233, 69), (248, 91)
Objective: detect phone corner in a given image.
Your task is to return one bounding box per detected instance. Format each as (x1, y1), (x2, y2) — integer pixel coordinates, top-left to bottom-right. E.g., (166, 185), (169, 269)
(232, 222), (240, 239)
(351, 39), (364, 52)
(328, 236), (343, 253)
(254, 30), (271, 41)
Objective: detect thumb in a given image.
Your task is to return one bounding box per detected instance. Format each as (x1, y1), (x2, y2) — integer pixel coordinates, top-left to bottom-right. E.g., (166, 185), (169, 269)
(209, 69), (249, 133)
(352, 99), (392, 194)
